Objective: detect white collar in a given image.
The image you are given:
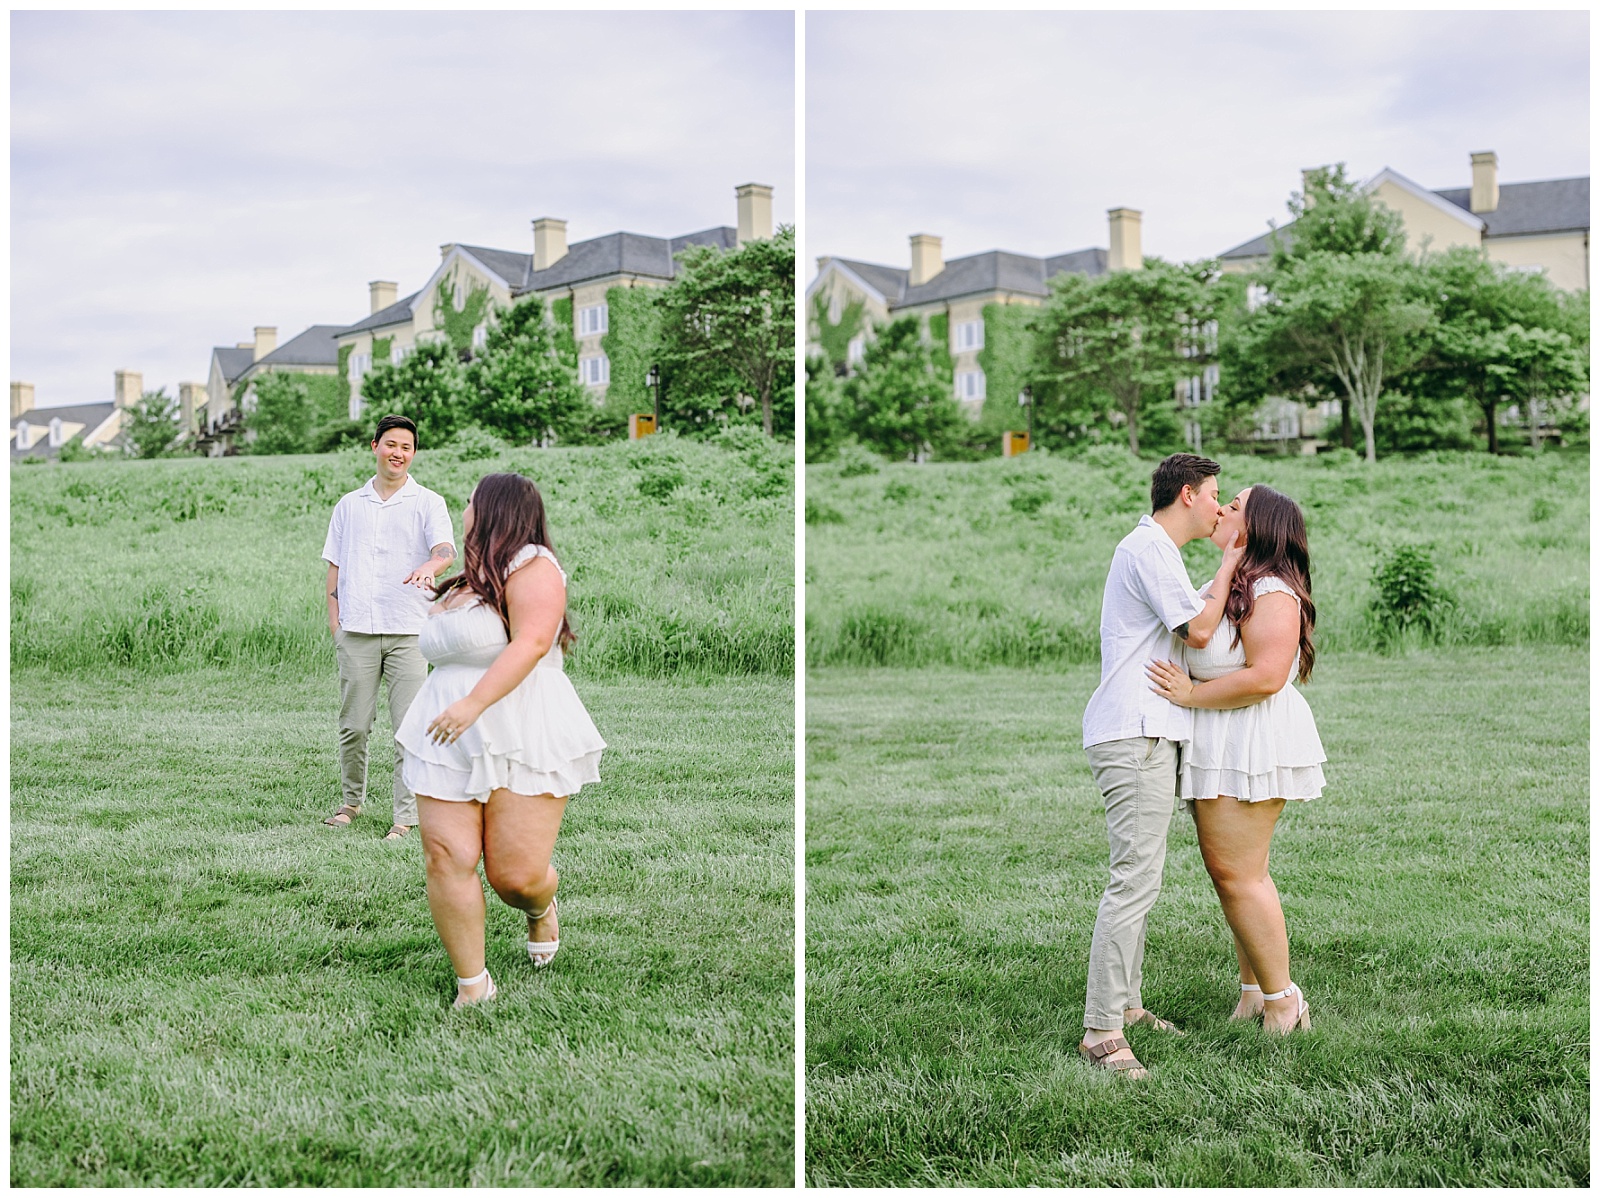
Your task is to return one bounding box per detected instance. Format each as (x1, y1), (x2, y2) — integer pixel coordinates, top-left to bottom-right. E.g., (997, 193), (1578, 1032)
(361, 474), (417, 504)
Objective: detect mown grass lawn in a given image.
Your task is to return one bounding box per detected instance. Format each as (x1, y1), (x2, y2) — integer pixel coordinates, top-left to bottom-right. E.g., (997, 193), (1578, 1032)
(805, 649), (1588, 1186)
(12, 666), (793, 1186)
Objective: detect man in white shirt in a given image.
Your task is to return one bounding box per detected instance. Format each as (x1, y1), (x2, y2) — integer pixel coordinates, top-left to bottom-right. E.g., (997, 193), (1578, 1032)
(1077, 453), (1243, 1078)
(321, 415), (455, 840)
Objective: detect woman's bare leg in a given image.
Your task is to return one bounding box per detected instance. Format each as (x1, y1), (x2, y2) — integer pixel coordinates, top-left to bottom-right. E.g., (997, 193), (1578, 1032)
(1232, 933), (1264, 1020)
(417, 796), (490, 1001)
(482, 790), (569, 947)
(1193, 797), (1300, 1030)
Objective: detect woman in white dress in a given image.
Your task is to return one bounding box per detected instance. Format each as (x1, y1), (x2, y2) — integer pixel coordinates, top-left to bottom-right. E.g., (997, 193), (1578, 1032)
(396, 472), (606, 1008)
(1146, 484), (1324, 1035)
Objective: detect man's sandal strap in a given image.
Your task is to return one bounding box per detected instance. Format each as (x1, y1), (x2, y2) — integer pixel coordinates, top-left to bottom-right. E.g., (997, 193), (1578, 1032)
(1083, 1035), (1130, 1062)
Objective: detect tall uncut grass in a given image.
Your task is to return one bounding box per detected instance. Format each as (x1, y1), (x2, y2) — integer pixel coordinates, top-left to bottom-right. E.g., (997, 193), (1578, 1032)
(805, 447), (1587, 668)
(12, 429), (792, 678)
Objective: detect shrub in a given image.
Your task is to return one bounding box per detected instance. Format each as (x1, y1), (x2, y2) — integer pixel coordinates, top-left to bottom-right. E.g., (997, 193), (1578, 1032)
(444, 425), (509, 461)
(834, 441), (881, 477)
(1369, 543), (1452, 646)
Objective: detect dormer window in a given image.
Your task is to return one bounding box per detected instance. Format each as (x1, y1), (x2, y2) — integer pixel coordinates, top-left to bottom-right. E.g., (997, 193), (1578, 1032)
(48, 417), (64, 447)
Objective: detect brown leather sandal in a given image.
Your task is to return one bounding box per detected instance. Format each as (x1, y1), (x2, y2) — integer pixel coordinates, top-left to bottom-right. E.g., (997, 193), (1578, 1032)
(323, 803), (361, 828)
(1078, 1035), (1148, 1077)
(382, 824), (412, 841)
(1125, 1008), (1186, 1036)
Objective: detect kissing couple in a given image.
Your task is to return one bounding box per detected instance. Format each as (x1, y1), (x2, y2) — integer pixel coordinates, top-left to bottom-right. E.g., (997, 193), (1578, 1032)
(1078, 453), (1326, 1079)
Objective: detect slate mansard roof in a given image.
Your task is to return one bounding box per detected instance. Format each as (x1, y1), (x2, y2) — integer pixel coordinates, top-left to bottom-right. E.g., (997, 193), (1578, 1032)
(335, 225), (742, 338)
(256, 325), (343, 368)
(11, 400), (117, 458)
(1221, 174), (1591, 261)
(212, 346), (255, 385)
(826, 246), (1110, 309)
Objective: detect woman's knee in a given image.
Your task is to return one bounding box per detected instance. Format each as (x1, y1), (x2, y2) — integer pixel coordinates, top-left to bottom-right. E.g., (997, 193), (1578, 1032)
(421, 831), (480, 879)
(485, 856), (555, 903)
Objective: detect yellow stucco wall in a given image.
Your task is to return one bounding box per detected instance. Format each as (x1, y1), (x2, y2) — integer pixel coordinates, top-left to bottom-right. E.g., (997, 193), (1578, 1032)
(1370, 180), (1481, 256)
(1486, 231), (1589, 292)
(806, 266), (891, 355)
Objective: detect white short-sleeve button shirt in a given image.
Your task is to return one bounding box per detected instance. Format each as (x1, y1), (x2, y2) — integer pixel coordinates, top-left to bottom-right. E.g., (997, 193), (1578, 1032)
(1082, 514), (1206, 748)
(322, 476), (454, 635)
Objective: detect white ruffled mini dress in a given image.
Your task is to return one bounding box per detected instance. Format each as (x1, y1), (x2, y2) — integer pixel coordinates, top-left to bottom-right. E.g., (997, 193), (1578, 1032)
(1181, 575), (1326, 804)
(397, 544), (605, 804)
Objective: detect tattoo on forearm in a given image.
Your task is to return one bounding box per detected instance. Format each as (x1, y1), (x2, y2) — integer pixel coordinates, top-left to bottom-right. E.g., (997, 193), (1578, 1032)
(1175, 622), (1190, 640)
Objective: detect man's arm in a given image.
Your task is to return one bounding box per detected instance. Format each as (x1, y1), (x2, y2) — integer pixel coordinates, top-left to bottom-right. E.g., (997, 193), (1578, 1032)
(1174, 532), (1244, 649)
(326, 563), (340, 634)
(403, 542), (456, 590)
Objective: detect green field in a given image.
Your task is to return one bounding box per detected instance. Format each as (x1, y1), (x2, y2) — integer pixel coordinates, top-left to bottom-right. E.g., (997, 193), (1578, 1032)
(805, 448), (1587, 666)
(11, 439), (795, 1186)
(805, 652), (1589, 1186)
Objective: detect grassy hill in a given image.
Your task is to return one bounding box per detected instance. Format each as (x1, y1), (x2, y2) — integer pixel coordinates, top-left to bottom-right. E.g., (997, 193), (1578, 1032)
(805, 447), (1587, 668)
(13, 429), (793, 677)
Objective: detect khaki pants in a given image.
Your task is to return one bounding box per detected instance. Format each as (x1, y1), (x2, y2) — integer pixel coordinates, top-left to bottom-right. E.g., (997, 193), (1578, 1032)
(1083, 736), (1180, 1030)
(334, 631), (427, 827)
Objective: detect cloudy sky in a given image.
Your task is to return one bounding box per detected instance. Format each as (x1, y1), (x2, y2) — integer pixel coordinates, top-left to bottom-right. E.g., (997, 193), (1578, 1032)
(808, 10), (1588, 277)
(12, 11), (795, 410)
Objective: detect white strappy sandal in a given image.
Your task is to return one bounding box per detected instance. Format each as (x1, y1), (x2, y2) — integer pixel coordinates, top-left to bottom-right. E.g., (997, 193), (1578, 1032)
(527, 897), (559, 968)
(453, 967), (497, 1009)
(1261, 981), (1310, 1033)
(1233, 981), (1264, 1021)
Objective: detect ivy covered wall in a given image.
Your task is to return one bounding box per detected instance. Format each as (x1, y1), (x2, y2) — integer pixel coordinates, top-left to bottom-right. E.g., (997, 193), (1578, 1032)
(811, 291), (866, 370)
(372, 336), (394, 366)
(550, 297), (580, 372)
(433, 273), (494, 353)
(601, 285), (664, 413)
(925, 311), (955, 379)
(976, 304), (1038, 431)
(337, 344), (352, 412)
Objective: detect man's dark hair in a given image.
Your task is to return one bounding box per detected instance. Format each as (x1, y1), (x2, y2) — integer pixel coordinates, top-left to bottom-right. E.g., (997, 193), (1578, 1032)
(372, 414), (419, 449)
(1150, 453), (1222, 512)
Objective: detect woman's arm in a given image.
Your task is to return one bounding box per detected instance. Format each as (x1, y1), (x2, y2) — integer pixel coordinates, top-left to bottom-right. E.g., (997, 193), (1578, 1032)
(1177, 532), (1245, 650)
(1147, 591), (1300, 710)
(426, 558), (566, 744)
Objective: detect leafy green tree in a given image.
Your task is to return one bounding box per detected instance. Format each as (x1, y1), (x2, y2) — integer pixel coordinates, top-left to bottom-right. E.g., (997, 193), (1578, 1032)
(1272, 163), (1408, 263)
(657, 225), (795, 437)
(1031, 257), (1217, 455)
(804, 353), (848, 462)
(244, 372), (316, 454)
(358, 340), (469, 447)
(1243, 250), (1430, 463)
(465, 294), (590, 444)
(1402, 247), (1589, 453)
(842, 315), (962, 460)
(123, 387), (183, 458)
(1226, 163), (1414, 451)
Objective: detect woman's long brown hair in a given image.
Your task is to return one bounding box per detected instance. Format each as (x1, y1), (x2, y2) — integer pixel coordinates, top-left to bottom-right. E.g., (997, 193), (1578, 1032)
(434, 472), (575, 651)
(1227, 484), (1315, 683)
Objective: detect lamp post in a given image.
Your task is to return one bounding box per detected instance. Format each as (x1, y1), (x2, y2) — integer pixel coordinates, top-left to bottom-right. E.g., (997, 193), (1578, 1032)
(1020, 384), (1033, 447)
(646, 364), (661, 431)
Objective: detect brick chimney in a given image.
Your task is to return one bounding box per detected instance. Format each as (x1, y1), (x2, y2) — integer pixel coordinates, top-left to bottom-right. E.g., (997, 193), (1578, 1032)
(533, 218), (568, 271)
(736, 182), (774, 245)
(1108, 208), (1143, 271)
(439, 243), (456, 261)
(910, 233), (943, 286)
(253, 327), (277, 362)
(1471, 151), (1499, 213)
(114, 370), (143, 409)
(369, 281), (397, 314)
(11, 381), (34, 419)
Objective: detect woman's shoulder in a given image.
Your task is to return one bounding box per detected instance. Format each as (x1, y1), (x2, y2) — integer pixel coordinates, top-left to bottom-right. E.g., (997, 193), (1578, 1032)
(507, 543), (566, 584)
(1251, 575), (1297, 600)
